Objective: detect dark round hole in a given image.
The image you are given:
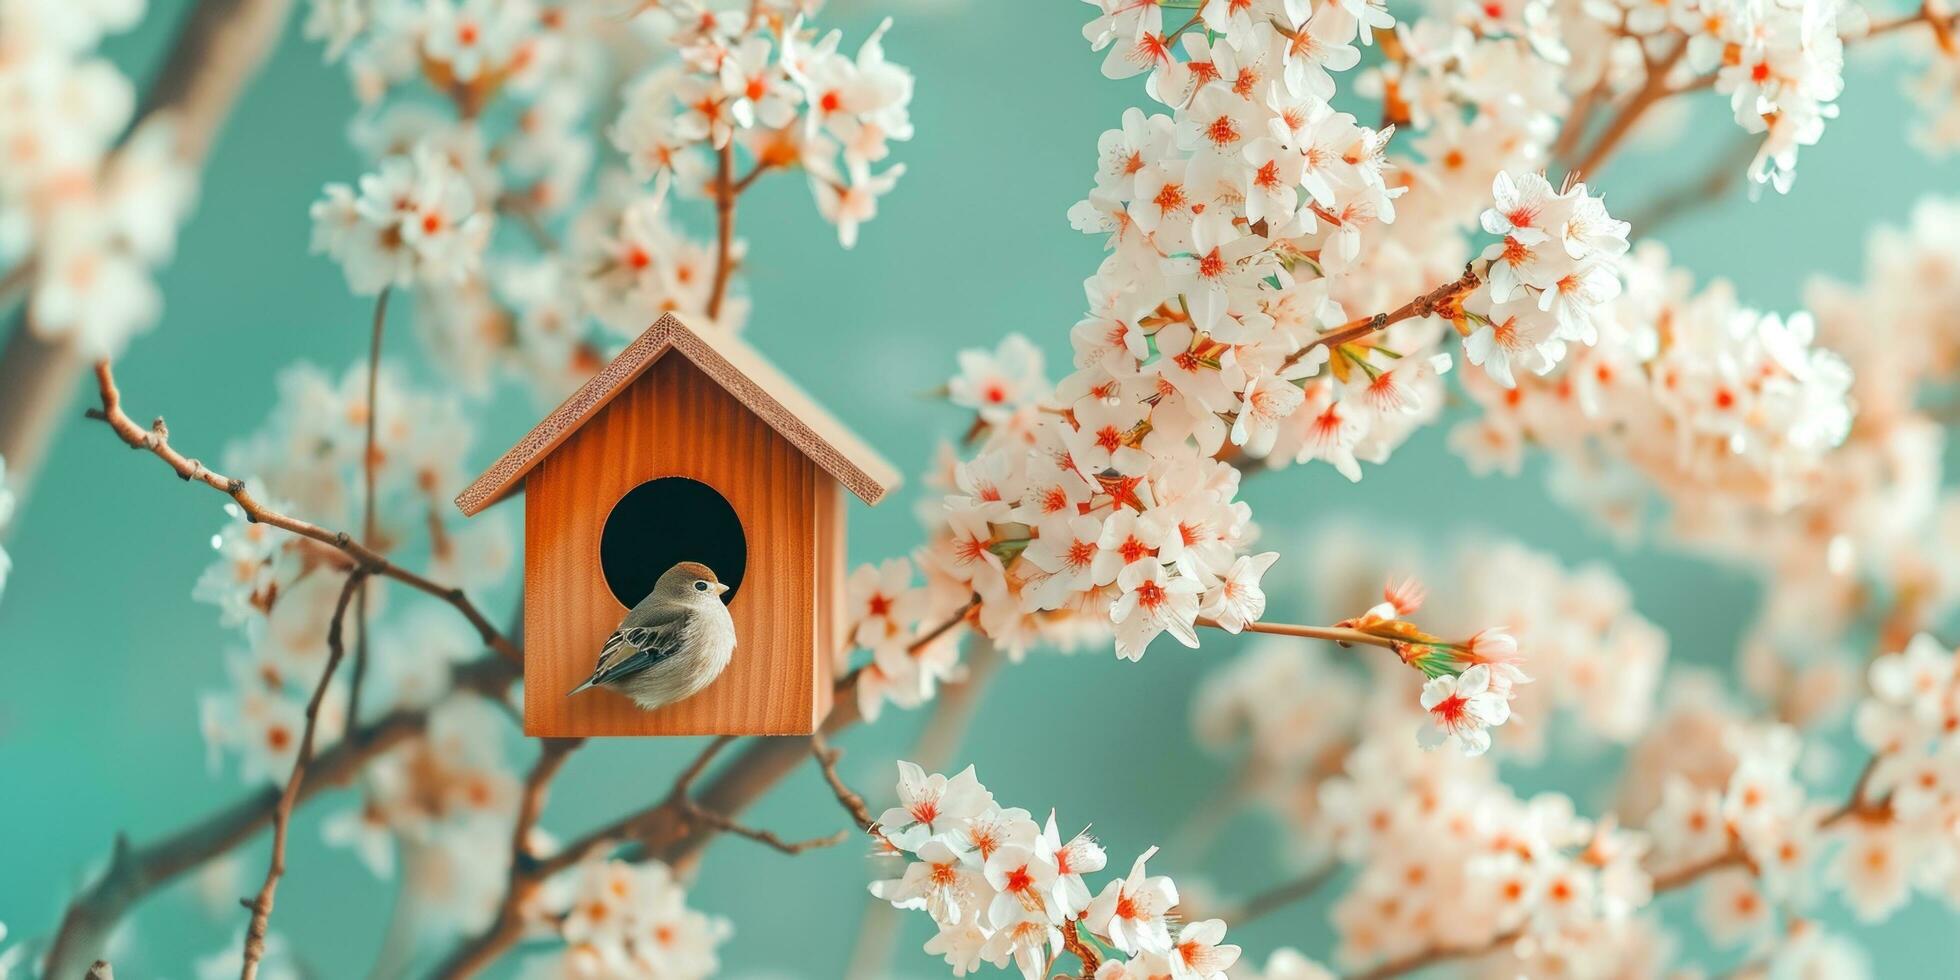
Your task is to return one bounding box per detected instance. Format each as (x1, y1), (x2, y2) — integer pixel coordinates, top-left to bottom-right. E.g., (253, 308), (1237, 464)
(599, 477), (747, 608)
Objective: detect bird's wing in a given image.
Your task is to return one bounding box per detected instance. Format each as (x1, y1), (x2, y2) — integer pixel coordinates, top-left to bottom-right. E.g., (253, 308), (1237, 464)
(619, 592), (688, 629)
(586, 615), (692, 687)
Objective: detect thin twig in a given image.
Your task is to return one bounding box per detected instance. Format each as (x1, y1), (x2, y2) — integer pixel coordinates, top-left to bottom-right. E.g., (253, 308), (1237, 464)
(1060, 919), (1102, 978)
(1624, 136), (1757, 233)
(84, 361), (520, 665)
(1564, 40), (1689, 180)
(349, 287), (391, 736)
(1354, 752), (1894, 979)
(842, 638), (1001, 979)
(1212, 862), (1339, 926)
(239, 568), (369, 980)
(732, 160), (774, 195)
(43, 652), (516, 976)
(811, 735), (877, 833)
(707, 142), (737, 320)
(1549, 73), (1611, 163)
(672, 800), (851, 854)
(1196, 616), (1402, 652)
(1279, 264), (1483, 370)
(431, 737), (583, 979)
(1347, 928), (1525, 980)
(433, 602), (979, 976)
(495, 195), (559, 252)
(0, 0), (293, 498)
(662, 736), (851, 856)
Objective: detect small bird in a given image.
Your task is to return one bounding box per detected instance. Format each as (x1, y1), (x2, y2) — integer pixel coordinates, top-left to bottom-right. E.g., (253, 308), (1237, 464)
(568, 561), (737, 710)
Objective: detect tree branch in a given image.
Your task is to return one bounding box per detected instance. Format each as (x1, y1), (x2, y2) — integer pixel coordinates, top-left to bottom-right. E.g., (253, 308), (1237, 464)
(349, 288), (392, 737)
(433, 601), (979, 976)
(0, 0), (293, 502)
(842, 637), (1001, 979)
(41, 653), (518, 977)
(238, 568), (369, 979)
(424, 737), (584, 979)
(811, 734), (877, 833)
(707, 142), (737, 321)
(1210, 862), (1339, 926)
(1279, 263), (1483, 371)
(1353, 753), (1894, 978)
(84, 360), (520, 666)
(1196, 616), (1403, 652)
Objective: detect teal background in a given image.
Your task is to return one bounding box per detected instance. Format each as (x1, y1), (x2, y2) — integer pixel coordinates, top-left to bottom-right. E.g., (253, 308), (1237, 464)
(2, 1), (1957, 975)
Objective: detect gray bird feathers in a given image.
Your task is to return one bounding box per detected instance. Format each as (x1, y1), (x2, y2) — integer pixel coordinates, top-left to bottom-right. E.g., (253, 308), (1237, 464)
(568, 561), (737, 711)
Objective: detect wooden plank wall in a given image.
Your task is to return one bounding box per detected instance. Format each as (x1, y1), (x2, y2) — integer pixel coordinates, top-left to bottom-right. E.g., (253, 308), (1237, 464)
(523, 353), (822, 736)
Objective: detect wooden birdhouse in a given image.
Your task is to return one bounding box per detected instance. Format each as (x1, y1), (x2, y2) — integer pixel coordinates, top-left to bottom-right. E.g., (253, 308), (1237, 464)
(455, 313), (900, 737)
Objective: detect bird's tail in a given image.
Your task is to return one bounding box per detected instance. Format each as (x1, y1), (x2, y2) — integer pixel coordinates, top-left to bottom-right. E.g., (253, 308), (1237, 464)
(567, 675), (599, 697)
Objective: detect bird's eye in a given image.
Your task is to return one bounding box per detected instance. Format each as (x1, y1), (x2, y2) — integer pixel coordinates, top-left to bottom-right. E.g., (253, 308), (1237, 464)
(694, 580), (709, 592)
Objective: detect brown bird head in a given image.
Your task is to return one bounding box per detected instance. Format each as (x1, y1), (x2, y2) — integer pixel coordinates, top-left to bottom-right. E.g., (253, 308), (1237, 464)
(655, 561), (728, 599)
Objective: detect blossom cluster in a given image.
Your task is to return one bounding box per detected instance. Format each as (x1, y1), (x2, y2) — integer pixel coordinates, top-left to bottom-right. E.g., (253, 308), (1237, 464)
(1451, 241), (1854, 540)
(1842, 635), (1960, 919)
(179, 361), (523, 925)
(883, 0), (1640, 701)
(0, 0), (196, 356)
(609, 1), (915, 248)
(1460, 171), (1629, 387)
(525, 858), (731, 979)
(1187, 615), (1885, 976)
(302, 0), (914, 403)
(1203, 537), (1664, 772)
(1318, 723), (1664, 975)
(844, 553), (991, 721)
(870, 761), (1245, 980)
(1429, 540), (1667, 757)
(1743, 196), (1960, 637)
(311, 144), (495, 295)
(1592, 0), (1845, 192)
(1195, 570), (1659, 973)
(1631, 633), (1960, 956)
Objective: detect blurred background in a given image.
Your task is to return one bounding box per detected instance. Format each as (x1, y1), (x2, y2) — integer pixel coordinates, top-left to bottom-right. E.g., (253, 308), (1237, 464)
(1, 0), (1957, 975)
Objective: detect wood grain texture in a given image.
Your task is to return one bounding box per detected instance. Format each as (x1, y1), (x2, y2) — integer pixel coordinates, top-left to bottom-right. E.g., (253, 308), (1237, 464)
(458, 314), (900, 516)
(523, 353), (830, 736)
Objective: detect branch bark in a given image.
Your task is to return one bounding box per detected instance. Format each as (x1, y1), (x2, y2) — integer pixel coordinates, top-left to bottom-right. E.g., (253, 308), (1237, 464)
(239, 568), (369, 979)
(433, 601), (979, 976)
(86, 360), (520, 666)
(1351, 753), (1893, 979)
(0, 0), (293, 505)
(43, 653), (519, 977)
(706, 142), (737, 321)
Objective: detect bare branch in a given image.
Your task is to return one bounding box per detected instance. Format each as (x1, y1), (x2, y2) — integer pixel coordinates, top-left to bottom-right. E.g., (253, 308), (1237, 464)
(85, 360), (520, 666)
(433, 602), (978, 976)
(349, 288), (392, 736)
(1196, 616), (1401, 652)
(0, 0), (293, 500)
(239, 568), (369, 980)
(707, 142), (737, 321)
(811, 735), (877, 833)
(1207, 863), (1339, 927)
(1278, 263), (1484, 370)
(1355, 752), (1894, 979)
(42, 652), (518, 977)
(1059, 919), (1102, 978)
(427, 737), (584, 979)
(672, 800), (851, 855)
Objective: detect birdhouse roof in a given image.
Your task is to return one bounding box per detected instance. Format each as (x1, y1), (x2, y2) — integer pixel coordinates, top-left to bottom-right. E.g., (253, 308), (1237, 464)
(455, 313), (901, 516)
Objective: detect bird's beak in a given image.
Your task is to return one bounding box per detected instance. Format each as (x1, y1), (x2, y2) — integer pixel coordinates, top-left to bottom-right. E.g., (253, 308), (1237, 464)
(711, 582), (730, 595)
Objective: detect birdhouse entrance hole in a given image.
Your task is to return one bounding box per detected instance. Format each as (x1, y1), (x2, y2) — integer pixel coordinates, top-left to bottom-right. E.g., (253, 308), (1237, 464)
(599, 477), (747, 607)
